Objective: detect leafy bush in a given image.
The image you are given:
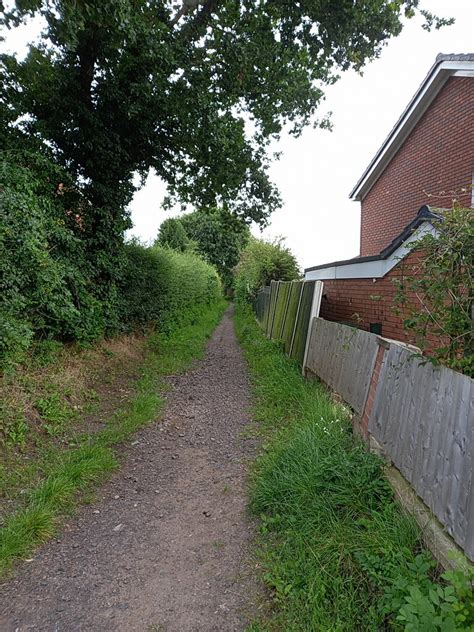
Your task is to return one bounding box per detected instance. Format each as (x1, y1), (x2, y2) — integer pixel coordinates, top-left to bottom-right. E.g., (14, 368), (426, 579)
(234, 237), (300, 302)
(394, 206), (473, 376)
(118, 242), (222, 331)
(0, 151), (105, 369)
(155, 208), (250, 291)
(359, 550), (474, 630)
(0, 151), (222, 371)
(179, 208), (250, 291)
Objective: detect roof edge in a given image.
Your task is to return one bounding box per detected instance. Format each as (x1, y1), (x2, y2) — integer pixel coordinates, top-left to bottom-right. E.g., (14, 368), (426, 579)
(349, 54), (474, 201)
(304, 205), (439, 273)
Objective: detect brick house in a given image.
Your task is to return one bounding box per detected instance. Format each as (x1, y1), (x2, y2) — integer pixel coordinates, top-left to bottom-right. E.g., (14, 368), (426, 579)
(304, 53), (474, 342)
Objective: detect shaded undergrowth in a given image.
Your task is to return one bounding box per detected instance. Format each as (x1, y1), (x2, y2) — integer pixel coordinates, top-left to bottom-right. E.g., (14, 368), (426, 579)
(235, 304), (474, 631)
(0, 300), (227, 575)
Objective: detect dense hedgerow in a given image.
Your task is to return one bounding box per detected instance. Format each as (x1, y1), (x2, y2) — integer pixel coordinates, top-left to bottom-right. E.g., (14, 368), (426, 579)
(156, 209), (250, 292)
(0, 152), (106, 369)
(0, 151), (222, 370)
(118, 243), (222, 331)
(234, 237), (300, 303)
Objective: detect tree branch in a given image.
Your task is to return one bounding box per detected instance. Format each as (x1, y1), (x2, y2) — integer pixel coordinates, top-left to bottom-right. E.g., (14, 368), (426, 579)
(173, 0), (222, 35)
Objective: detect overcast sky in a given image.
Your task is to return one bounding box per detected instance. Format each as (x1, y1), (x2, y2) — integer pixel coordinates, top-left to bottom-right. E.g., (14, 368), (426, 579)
(2, 1), (473, 270)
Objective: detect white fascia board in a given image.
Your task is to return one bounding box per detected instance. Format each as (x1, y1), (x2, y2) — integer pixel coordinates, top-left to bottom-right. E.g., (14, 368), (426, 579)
(350, 61), (474, 201)
(304, 223), (437, 281)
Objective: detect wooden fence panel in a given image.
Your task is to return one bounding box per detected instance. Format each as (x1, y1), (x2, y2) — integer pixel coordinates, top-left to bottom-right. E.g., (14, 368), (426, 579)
(272, 282), (291, 342)
(253, 286), (270, 326)
(368, 345), (474, 559)
(265, 280), (279, 337)
(253, 280), (322, 367)
(305, 318), (379, 414)
(290, 281), (315, 365)
(282, 281), (303, 355)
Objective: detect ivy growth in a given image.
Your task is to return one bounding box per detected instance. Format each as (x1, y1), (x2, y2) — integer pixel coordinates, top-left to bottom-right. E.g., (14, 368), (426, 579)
(394, 206), (473, 376)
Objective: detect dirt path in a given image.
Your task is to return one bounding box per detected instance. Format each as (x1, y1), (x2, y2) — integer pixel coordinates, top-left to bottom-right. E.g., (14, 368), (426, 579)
(0, 306), (260, 632)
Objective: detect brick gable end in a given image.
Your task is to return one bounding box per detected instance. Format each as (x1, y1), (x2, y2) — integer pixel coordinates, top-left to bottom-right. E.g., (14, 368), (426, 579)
(360, 76), (474, 257)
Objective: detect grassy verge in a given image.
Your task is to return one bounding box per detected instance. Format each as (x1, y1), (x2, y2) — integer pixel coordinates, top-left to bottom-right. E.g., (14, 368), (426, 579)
(235, 304), (474, 631)
(0, 299), (227, 575)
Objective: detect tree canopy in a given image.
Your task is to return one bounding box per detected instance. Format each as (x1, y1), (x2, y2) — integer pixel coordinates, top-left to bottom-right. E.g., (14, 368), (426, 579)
(180, 208), (249, 289)
(156, 217), (191, 253)
(1, 0), (451, 230)
(155, 208), (249, 289)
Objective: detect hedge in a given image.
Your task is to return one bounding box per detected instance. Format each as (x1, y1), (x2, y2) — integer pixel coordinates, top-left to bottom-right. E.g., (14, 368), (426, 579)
(118, 243), (222, 331)
(0, 151), (222, 370)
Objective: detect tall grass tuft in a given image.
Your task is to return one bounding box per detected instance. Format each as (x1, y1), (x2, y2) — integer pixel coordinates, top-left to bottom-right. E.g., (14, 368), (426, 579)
(235, 304), (429, 631)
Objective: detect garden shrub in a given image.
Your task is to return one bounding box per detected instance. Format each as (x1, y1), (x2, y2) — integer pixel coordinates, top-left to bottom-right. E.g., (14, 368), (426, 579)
(234, 237), (300, 302)
(394, 206), (474, 376)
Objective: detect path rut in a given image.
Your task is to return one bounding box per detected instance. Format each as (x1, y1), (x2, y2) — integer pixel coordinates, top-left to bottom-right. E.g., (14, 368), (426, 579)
(0, 306), (260, 632)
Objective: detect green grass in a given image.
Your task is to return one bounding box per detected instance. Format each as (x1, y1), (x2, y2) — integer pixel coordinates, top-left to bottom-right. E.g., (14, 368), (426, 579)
(0, 299), (227, 575)
(234, 304), (454, 631)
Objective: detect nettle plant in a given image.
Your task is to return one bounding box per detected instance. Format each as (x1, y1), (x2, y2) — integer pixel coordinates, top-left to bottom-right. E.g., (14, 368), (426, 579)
(394, 205), (473, 376)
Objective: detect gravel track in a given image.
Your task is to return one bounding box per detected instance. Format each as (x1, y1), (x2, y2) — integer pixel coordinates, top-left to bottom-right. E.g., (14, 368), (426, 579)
(0, 305), (260, 632)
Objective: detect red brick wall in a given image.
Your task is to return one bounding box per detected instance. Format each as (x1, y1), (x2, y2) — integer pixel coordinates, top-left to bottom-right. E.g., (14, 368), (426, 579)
(318, 250), (424, 343)
(360, 76), (474, 256)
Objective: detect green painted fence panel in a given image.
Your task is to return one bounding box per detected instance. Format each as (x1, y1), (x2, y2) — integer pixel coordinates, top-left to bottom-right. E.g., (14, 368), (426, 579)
(265, 280), (279, 337)
(282, 281), (303, 355)
(254, 286), (271, 326)
(261, 287), (270, 332)
(272, 282), (291, 342)
(253, 279), (322, 368)
(290, 281), (315, 365)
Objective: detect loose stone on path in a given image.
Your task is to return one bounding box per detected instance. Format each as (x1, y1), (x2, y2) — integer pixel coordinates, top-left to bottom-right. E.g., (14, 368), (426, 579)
(0, 306), (259, 632)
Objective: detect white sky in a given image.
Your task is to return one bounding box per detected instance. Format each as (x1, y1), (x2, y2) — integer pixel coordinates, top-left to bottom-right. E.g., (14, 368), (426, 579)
(2, 1), (473, 269)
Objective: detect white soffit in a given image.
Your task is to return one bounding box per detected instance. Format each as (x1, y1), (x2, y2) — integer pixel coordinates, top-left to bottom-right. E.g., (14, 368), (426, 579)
(350, 59), (474, 202)
(304, 223), (437, 281)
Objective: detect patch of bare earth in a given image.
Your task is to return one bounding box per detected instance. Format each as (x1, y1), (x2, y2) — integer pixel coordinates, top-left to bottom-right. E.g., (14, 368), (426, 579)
(0, 306), (261, 631)
(0, 333), (147, 520)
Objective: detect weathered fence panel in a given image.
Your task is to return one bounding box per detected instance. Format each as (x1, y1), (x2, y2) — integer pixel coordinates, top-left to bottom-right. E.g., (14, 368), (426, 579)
(256, 291), (474, 561)
(252, 280), (323, 366)
(253, 286), (270, 326)
(282, 281), (304, 355)
(305, 318), (379, 414)
(265, 280), (279, 337)
(368, 345), (474, 559)
(272, 281), (291, 342)
(290, 281), (316, 365)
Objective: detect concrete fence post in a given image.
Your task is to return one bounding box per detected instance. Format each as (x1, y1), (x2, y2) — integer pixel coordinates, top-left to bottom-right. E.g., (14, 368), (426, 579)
(356, 337), (390, 441)
(302, 281), (324, 375)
